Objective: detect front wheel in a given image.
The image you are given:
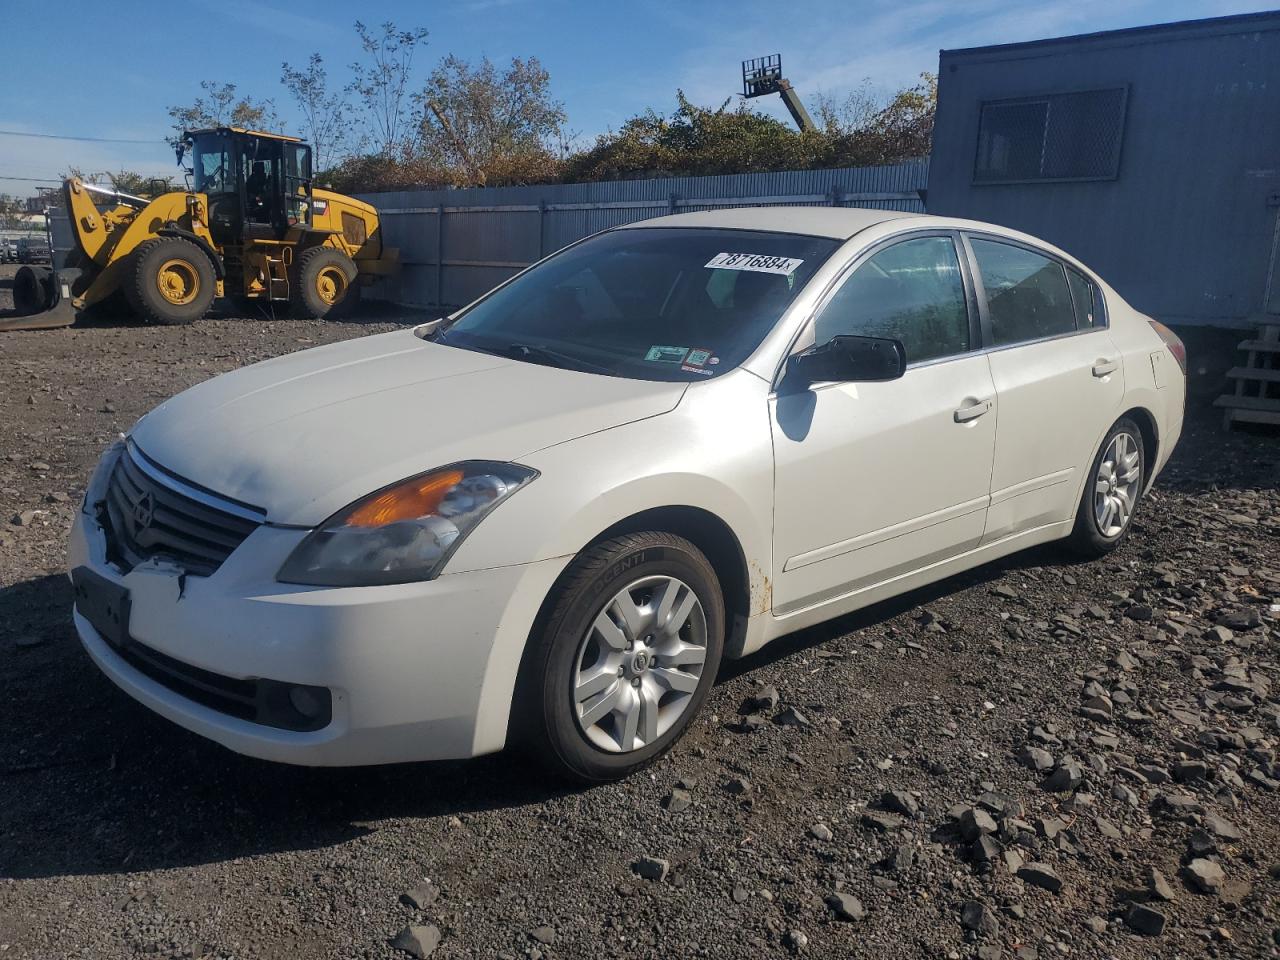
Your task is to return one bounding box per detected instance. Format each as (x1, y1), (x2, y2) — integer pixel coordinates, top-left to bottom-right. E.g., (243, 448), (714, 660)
(1068, 417), (1145, 558)
(125, 237), (216, 325)
(520, 532), (725, 783)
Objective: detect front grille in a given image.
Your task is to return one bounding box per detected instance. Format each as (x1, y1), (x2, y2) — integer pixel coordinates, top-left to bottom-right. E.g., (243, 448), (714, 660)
(100, 445), (263, 576)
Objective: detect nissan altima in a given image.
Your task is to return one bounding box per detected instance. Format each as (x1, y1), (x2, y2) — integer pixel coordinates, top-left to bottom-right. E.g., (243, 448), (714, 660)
(69, 207), (1186, 781)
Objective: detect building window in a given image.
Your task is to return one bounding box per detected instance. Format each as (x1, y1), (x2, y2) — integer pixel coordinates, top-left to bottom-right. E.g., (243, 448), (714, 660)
(973, 87), (1127, 184)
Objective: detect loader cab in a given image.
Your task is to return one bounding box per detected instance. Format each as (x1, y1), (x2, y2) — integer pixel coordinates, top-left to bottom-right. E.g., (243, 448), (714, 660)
(186, 128), (313, 245)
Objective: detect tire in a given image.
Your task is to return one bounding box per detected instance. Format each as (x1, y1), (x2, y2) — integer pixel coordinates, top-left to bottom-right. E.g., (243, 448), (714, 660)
(290, 247), (360, 319)
(519, 532), (725, 783)
(1068, 417), (1145, 558)
(13, 265), (53, 315)
(125, 237), (216, 325)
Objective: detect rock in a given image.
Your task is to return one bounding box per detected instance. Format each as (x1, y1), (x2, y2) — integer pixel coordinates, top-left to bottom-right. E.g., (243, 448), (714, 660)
(1042, 760), (1083, 793)
(28, 461), (51, 471)
(1094, 817), (1122, 840)
(1126, 604), (1153, 621)
(391, 924), (441, 958)
(633, 857), (670, 881)
(972, 835), (1001, 862)
(1186, 858), (1225, 894)
(724, 777), (751, 795)
(1204, 814), (1242, 841)
(665, 788), (692, 813)
(1147, 866), (1176, 902)
(732, 883), (750, 903)
(784, 928), (808, 952)
(11, 509), (40, 526)
(961, 900), (1000, 937)
(529, 926), (555, 945)
(1125, 903), (1167, 936)
(1084, 916), (1108, 935)
(825, 892), (865, 922)
(775, 706), (810, 727)
(747, 684), (779, 712)
(861, 810), (902, 832)
(881, 789), (919, 817)
(1017, 746), (1055, 772)
(14, 635), (46, 649)
(959, 806), (998, 841)
(884, 842), (915, 873)
(1035, 816), (1066, 841)
(1173, 760), (1209, 782)
(809, 822), (833, 842)
(1016, 862), (1063, 893)
(400, 885), (438, 910)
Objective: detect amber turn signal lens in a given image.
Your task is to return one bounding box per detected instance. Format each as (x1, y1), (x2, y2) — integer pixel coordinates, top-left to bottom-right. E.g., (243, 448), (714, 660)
(344, 470), (465, 527)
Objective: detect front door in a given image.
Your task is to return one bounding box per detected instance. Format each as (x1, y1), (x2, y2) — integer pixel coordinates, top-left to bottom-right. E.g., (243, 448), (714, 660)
(963, 235), (1125, 542)
(770, 234), (997, 616)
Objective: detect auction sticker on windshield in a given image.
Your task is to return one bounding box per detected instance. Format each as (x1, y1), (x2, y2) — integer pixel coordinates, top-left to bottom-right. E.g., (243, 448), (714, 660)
(704, 252), (804, 275)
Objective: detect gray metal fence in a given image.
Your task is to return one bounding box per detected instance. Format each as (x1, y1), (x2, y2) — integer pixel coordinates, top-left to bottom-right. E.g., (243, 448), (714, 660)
(358, 159), (928, 310)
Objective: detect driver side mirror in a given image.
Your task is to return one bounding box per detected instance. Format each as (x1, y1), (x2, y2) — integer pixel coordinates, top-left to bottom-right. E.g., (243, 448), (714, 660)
(784, 334), (906, 390)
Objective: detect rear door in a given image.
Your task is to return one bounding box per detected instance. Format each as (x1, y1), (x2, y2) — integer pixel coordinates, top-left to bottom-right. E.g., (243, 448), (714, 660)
(770, 232), (997, 615)
(963, 234), (1124, 543)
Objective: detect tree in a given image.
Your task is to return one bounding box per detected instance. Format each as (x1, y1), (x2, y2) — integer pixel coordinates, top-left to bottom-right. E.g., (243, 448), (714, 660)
(167, 81), (281, 145)
(348, 21), (429, 156)
(415, 55), (567, 187)
(282, 54), (351, 172)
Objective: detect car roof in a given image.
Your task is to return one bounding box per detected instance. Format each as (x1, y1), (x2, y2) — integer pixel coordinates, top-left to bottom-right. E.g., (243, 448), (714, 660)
(620, 205), (925, 240)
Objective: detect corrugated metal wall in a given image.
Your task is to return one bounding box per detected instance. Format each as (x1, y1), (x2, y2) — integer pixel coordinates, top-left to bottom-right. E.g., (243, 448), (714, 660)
(358, 160), (928, 309)
(927, 12), (1280, 327)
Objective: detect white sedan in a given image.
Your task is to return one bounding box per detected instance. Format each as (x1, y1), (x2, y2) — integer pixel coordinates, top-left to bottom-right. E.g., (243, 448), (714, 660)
(69, 207), (1186, 781)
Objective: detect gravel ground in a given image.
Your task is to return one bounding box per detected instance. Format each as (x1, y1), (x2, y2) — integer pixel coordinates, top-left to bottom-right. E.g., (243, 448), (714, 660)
(1, 263), (1278, 959)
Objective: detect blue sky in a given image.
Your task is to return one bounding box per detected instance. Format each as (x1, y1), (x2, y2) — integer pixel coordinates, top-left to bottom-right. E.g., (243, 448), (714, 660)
(0, 0), (1270, 194)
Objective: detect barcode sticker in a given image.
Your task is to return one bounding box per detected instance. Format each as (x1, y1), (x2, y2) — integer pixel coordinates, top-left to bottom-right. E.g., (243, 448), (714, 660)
(705, 252), (804, 275)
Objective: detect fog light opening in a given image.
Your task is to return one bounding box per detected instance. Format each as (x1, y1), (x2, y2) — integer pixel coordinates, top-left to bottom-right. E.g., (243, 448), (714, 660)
(288, 684), (326, 720)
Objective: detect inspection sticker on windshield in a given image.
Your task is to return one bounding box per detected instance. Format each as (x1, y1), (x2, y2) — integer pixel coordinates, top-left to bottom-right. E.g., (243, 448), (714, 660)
(644, 345), (689, 363)
(705, 252), (804, 275)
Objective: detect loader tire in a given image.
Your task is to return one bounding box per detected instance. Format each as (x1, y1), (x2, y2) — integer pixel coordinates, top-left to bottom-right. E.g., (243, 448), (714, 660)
(126, 237), (216, 326)
(13, 266), (53, 315)
(290, 247), (360, 320)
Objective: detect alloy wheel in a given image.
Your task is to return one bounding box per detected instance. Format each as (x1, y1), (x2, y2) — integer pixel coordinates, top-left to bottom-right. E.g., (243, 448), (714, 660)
(1094, 431), (1140, 538)
(571, 575), (708, 753)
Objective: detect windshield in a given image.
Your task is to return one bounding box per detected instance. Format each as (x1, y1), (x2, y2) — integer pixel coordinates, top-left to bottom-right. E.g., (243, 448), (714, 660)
(191, 134), (232, 194)
(438, 227), (840, 381)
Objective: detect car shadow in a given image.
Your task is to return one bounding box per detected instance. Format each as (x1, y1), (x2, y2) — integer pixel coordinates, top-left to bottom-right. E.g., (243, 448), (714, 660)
(0, 540), (1077, 882)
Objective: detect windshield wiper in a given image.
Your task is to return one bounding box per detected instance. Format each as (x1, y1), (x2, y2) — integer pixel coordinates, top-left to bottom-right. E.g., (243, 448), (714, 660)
(498, 342), (614, 375)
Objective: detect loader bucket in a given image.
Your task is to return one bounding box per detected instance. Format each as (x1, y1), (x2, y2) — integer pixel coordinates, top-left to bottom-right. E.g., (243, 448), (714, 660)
(2, 266), (80, 331)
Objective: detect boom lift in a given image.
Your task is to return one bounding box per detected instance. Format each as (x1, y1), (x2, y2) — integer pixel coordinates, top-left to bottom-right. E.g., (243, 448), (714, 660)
(741, 54), (817, 133)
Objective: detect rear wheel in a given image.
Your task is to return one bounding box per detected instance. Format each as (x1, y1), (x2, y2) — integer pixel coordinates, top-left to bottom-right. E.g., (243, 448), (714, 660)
(519, 532), (724, 783)
(1068, 417), (1145, 558)
(290, 247), (360, 319)
(125, 237), (216, 325)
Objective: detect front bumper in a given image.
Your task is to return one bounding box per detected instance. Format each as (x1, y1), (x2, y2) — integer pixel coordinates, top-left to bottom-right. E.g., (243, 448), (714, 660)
(69, 509), (568, 766)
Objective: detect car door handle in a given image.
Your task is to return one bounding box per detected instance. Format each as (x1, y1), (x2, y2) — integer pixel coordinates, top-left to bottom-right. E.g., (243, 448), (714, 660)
(1092, 358), (1119, 377)
(953, 398), (993, 423)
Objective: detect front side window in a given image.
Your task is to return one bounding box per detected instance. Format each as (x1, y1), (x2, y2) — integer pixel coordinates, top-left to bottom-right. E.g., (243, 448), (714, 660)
(439, 228), (839, 381)
(812, 236), (970, 365)
(191, 135), (232, 194)
(970, 238), (1077, 346)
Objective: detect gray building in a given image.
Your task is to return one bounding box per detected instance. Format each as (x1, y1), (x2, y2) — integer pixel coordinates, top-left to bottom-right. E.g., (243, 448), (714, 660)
(927, 10), (1280, 328)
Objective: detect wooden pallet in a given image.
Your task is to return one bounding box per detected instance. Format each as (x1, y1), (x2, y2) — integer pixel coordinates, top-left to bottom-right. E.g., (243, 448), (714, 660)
(1215, 322), (1280, 428)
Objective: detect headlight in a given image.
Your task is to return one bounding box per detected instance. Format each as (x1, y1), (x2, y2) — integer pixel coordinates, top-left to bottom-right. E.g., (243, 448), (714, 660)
(82, 439), (125, 515)
(277, 462), (537, 586)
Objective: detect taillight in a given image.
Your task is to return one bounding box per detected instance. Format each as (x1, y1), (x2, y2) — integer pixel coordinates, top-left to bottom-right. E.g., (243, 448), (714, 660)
(1149, 320), (1187, 375)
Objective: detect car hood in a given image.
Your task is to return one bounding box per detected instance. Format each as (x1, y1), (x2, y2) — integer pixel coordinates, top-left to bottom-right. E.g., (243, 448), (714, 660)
(131, 330), (686, 526)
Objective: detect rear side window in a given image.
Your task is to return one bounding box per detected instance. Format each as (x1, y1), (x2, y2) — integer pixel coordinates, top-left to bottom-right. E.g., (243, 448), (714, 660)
(813, 236), (970, 364)
(970, 238), (1076, 346)
(1066, 267), (1103, 328)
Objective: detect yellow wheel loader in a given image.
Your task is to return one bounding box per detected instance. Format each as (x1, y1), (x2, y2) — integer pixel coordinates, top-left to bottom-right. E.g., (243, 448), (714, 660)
(5, 127), (397, 330)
